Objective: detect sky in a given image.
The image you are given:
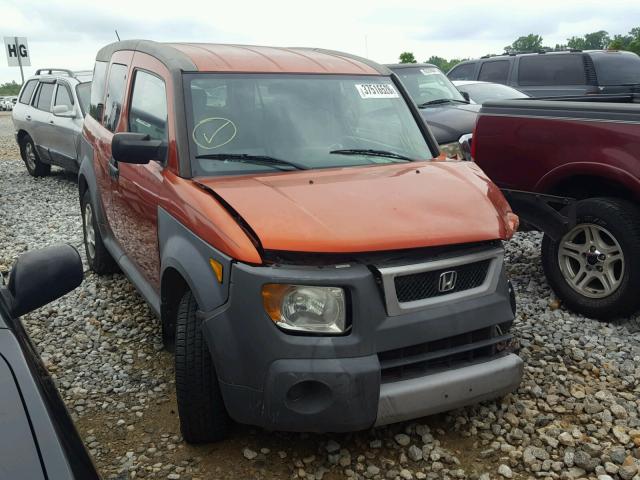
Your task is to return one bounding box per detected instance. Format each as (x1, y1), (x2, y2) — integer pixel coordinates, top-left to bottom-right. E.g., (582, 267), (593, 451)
(2, 0), (640, 84)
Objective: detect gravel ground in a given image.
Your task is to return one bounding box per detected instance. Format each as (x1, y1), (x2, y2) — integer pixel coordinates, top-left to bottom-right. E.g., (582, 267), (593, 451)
(1, 110), (640, 480)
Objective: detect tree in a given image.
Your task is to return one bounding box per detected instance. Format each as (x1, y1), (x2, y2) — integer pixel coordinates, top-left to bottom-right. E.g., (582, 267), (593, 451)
(0, 81), (21, 96)
(399, 52), (417, 64)
(425, 55), (465, 72)
(567, 30), (610, 50)
(504, 34), (544, 54)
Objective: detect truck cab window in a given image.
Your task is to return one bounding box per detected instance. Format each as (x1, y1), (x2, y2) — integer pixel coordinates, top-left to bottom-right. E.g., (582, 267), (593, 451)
(103, 63), (127, 132)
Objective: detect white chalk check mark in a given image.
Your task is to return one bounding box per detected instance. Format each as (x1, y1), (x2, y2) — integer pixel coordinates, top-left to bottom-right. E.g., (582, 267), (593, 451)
(203, 120), (232, 145)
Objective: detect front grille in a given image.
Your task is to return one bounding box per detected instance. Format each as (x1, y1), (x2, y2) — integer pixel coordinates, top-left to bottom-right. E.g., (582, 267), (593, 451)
(378, 327), (511, 383)
(394, 259), (490, 303)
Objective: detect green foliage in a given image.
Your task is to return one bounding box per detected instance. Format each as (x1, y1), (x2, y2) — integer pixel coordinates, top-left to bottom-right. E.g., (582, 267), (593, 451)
(567, 30), (611, 50)
(504, 34), (544, 54)
(425, 56), (466, 73)
(0, 81), (21, 96)
(608, 27), (640, 55)
(399, 52), (417, 64)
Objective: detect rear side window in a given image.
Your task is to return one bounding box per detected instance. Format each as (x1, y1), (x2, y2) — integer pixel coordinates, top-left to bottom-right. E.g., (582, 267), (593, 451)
(89, 61), (108, 120)
(54, 85), (73, 109)
(448, 63), (476, 80)
(478, 60), (510, 83)
(128, 70), (168, 142)
(518, 54), (585, 86)
(103, 63), (128, 132)
(35, 83), (55, 112)
(19, 80), (37, 104)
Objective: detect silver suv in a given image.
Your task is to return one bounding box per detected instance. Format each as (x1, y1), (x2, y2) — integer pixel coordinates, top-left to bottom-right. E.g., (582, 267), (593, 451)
(13, 68), (91, 176)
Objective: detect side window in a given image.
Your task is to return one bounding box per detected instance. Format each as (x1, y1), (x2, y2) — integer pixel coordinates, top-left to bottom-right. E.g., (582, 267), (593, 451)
(128, 70), (168, 142)
(54, 84), (73, 109)
(35, 83), (55, 112)
(19, 80), (37, 104)
(518, 55), (585, 86)
(448, 63), (476, 80)
(103, 63), (128, 132)
(89, 61), (108, 120)
(478, 60), (510, 83)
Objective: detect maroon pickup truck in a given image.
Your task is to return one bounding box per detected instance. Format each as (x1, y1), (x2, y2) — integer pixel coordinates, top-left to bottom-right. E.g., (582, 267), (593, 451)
(471, 95), (640, 320)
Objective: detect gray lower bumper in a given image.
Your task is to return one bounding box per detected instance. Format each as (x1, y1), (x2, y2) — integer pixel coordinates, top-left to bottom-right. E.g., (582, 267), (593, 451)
(375, 353), (523, 426)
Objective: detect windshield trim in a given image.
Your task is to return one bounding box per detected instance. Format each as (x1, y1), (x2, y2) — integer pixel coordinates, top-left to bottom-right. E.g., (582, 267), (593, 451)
(182, 72), (439, 178)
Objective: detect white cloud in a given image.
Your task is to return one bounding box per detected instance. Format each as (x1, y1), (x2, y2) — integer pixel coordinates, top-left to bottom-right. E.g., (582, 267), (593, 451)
(1, 0), (639, 83)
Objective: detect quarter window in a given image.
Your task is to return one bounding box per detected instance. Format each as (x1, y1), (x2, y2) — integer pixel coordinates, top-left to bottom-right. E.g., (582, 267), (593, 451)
(478, 60), (510, 83)
(89, 61), (108, 121)
(128, 70), (168, 142)
(103, 63), (128, 132)
(35, 83), (55, 112)
(19, 80), (37, 104)
(54, 85), (73, 109)
(518, 54), (585, 86)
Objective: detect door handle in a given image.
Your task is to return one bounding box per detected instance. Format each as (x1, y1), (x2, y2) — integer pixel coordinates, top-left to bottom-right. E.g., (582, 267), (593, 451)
(108, 157), (119, 180)
(49, 120), (54, 124)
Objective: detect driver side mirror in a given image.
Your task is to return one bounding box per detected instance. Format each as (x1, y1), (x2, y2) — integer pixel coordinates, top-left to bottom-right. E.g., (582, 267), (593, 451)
(52, 104), (76, 118)
(3, 245), (83, 318)
(112, 132), (164, 165)
(460, 91), (471, 103)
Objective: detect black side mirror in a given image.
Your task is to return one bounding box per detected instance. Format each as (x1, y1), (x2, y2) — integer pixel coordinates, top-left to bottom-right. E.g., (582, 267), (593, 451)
(5, 245), (83, 317)
(460, 91), (471, 103)
(112, 133), (164, 165)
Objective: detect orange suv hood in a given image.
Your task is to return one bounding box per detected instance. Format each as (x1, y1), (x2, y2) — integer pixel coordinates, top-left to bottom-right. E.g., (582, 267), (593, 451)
(194, 161), (516, 254)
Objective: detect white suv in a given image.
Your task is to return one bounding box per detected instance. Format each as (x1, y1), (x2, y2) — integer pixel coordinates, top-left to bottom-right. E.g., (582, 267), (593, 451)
(12, 69), (91, 176)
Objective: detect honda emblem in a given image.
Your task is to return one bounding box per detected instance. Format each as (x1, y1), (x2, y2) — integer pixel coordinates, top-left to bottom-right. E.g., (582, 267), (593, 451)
(438, 270), (457, 292)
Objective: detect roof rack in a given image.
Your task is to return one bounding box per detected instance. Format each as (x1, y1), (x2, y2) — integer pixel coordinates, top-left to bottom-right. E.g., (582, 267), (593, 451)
(35, 68), (75, 77)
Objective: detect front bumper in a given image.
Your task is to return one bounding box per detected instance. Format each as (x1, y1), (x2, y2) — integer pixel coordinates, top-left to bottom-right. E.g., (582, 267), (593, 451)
(200, 244), (522, 432)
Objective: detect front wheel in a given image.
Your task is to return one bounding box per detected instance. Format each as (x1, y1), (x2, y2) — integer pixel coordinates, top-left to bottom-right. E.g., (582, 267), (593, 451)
(175, 291), (230, 443)
(81, 190), (118, 274)
(541, 198), (640, 320)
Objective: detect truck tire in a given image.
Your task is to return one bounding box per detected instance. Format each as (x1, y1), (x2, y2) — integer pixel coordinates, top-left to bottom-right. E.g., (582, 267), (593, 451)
(541, 198), (640, 320)
(20, 135), (51, 177)
(175, 291), (230, 443)
(81, 190), (118, 274)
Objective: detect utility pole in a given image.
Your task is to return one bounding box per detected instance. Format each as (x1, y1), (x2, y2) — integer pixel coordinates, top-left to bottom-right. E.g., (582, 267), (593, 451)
(14, 36), (24, 84)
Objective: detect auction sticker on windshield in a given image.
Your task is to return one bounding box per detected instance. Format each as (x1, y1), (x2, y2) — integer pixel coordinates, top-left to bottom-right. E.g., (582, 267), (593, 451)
(355, 84), (399, 99)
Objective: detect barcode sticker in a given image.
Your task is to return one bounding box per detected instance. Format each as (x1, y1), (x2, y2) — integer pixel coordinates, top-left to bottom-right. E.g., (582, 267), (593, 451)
(355, 83), (399, 99)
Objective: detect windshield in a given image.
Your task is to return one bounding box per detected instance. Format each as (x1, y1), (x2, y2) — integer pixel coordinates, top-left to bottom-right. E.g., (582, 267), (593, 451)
(593, 53), (640, 85)
(185, 74), (434, 176)
(458, 83), (528, 104)
(75, 82), (91, 115)
(392, 66), (466, 106)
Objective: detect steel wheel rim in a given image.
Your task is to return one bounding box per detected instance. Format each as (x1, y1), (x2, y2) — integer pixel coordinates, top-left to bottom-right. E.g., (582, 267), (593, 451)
(25, 142), (36, 170)
(84, 203), (96, 260)
(558, 223), (624, 299)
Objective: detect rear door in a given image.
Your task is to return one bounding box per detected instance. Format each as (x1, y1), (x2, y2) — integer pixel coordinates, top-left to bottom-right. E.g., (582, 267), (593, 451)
(29, 81), (56, 161)
(48, 82), (80, 170)
(515, 54), (588, 97)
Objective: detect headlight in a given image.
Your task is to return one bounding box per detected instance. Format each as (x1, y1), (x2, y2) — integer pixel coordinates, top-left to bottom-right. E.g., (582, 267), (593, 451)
(439, 141), (464, 159)
(262, 284), (347, 334)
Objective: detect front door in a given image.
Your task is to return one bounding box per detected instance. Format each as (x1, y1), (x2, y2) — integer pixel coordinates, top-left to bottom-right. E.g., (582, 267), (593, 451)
(49, 83), (80, 170)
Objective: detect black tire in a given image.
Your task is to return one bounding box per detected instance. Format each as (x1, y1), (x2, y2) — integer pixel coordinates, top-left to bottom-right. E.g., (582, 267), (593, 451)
(20, 135), (50, 177)
(541, 198), (640, 320)
(175, 291), (230, 443)
(81, 190), (118, 274)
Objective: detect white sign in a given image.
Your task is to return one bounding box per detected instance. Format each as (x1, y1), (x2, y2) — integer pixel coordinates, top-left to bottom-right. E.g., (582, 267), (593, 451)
(355, 83), (399, 99)
(4, 37), (30, 67)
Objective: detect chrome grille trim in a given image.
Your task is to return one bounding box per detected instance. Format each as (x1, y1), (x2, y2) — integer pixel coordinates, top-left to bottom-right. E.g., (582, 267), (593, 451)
(377, 247), (504, 316)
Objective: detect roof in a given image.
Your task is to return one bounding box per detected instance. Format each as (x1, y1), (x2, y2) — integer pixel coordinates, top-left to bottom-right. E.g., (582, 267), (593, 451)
(96, 40), (387, 75)
(385, 63), (438, 70)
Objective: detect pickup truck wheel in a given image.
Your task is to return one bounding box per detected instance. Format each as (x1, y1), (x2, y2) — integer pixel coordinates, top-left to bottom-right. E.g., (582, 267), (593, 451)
(81, 190), (118, 274)
(541, 198), (640, 320)
(20, 136), (50, 177)
(175, 291), (230, 443)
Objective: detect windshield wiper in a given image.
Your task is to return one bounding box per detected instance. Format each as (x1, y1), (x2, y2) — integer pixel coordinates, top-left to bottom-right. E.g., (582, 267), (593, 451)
(418, 98), (469, 107)
(329, 149), (413, 162)
(195, 153), (308, 170)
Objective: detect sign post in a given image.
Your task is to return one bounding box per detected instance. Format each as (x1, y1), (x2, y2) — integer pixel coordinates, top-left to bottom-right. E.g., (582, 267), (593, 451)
(4, 37), (30, 84)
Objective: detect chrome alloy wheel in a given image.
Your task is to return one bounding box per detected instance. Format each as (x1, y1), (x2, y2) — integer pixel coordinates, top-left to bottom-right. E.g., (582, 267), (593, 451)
(25, 142), (37, 170)
(84, 202), (96, 260)
(558, 223), (624, 298)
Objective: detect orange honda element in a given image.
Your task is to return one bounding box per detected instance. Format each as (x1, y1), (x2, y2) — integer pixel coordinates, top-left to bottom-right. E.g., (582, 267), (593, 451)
(79, 40), (523, 443)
